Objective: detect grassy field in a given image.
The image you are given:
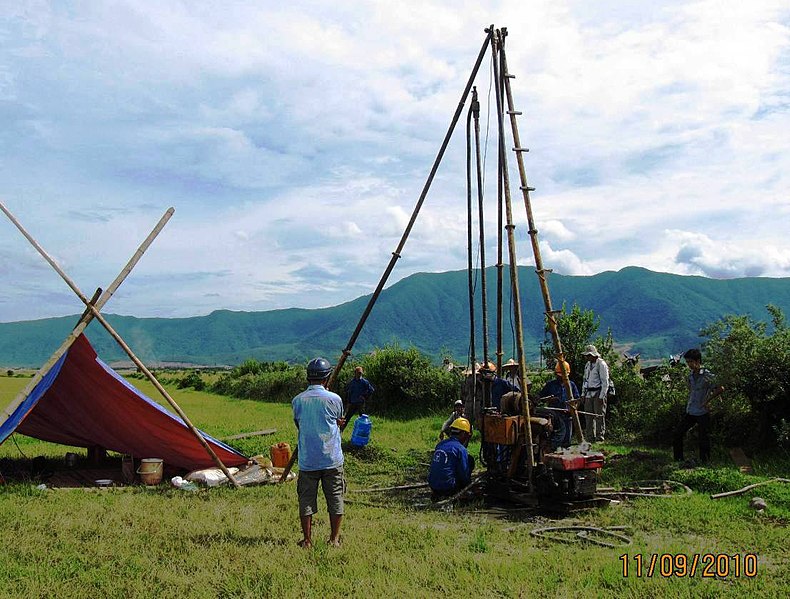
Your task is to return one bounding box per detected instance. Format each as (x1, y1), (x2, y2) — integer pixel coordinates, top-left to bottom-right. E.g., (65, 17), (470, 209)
(1, 375), (789, 598)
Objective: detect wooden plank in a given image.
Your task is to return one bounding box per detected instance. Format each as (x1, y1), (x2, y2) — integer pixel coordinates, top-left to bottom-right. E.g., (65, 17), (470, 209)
(220, 428), (277, 441)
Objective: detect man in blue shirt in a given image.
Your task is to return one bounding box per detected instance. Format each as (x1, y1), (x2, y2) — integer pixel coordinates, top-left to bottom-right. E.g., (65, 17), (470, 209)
(428, 417), (475, 499)
(344, 366), (375, 422)
(539, 360), (580, 448)
(292, 357), (345, 548)
(479, 362), (518, 410)
(673, 348), (724, 465)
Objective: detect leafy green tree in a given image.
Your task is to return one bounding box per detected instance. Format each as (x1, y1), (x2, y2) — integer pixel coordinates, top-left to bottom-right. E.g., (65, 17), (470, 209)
(540, 302), (614, 387)
(701, 304), (790, 447)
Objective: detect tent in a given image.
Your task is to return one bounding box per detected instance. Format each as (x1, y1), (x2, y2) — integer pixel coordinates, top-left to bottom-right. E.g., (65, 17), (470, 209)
(0, 334), (247, 471)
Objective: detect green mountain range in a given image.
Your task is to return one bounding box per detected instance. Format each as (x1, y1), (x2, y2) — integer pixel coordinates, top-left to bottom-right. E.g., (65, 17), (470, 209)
(2, 266), (789, 368)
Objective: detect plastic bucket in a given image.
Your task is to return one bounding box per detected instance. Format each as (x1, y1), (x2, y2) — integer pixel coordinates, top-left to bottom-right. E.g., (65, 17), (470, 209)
(136, 458), (163, 485)
(270, 442), (291, 468)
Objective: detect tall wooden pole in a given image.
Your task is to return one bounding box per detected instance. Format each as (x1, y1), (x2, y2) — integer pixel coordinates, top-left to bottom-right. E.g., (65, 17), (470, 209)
(491, 29), (535, 473)
(498, 33), (584, 442)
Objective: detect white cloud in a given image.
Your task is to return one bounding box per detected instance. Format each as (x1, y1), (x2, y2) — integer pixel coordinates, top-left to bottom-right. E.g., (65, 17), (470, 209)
(540, 220), (575, 242)
(1, 1), (790, 322)
(669, 230), (790, 278)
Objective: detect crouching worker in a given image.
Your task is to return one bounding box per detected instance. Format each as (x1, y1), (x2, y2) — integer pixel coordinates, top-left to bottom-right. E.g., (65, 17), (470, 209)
(292, 357), (346, 548)
(428, 418), (474, 500)
(438, 399), (465, 440)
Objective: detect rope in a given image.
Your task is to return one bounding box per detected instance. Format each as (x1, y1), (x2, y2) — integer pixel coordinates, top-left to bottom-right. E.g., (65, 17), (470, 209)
(11, 434), (28, 459)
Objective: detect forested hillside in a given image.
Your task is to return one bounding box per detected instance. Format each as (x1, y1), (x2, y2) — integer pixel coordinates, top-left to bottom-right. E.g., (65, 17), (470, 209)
(2, 267), (789, 367)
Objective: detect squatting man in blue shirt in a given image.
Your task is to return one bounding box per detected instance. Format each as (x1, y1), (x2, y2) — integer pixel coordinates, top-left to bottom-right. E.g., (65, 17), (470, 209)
(292, 357), (346, 548)
(673, 348), (725, 465)
(428, 417), (475, 500)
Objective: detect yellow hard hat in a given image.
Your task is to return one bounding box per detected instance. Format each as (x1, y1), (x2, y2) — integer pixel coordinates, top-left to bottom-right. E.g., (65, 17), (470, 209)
(450, 417), (471, 434)
(555, 360), (570, 376)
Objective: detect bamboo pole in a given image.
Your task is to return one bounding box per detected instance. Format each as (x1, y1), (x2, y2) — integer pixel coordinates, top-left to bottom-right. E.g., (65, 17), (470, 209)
(497, 31), (585, 443)
(0, 204), (174, 426)
(280, 30), (495, 483)
(1, 205), (240, 488)
(491, 29), (535, 473)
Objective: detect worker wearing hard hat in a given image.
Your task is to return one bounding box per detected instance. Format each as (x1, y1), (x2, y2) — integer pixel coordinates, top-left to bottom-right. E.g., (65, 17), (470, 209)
(438, 400), (466, 440)
(539, 360), (580, 448)
(479, 361), (519, 410)
(428, 417), (474, 499)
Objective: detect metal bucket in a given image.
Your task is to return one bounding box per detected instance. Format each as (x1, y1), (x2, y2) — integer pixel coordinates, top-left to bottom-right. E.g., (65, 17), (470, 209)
(136, 458), (163, 485)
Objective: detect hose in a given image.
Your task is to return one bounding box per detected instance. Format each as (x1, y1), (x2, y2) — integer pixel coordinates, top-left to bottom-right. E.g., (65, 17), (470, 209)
(595, 479), (693, 498)
(530, 525), (632, 548)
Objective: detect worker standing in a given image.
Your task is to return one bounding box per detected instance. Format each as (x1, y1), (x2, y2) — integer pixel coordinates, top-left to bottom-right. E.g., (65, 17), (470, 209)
(539, 360), (579, 448)
(292, 357), (345, 548)
(439, 399), (465, 440)
(344, 365), (375, 422)
(428, 418), (474, 499)
(673, 348), (724, 465)
(581, 345), (609, 443)
(479, 362), (518, 411)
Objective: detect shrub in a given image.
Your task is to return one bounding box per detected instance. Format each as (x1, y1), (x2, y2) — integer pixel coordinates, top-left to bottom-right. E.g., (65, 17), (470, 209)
(210, 365), (304, 403)
(176, 371), (206, 391)
(354, 344), (458, 418)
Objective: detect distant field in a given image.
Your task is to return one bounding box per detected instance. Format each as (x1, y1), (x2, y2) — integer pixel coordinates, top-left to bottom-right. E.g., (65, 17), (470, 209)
(1, 377), (789, 597)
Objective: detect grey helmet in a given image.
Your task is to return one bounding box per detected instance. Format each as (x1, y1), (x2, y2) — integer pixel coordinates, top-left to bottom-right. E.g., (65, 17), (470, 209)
(306, 357), (333, 381)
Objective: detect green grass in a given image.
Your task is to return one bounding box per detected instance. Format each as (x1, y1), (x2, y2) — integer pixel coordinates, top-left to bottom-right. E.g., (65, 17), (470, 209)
(1, 376), (789, 597)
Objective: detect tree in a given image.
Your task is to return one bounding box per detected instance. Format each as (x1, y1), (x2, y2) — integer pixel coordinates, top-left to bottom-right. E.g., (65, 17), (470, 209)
(540, 302), (613, 386)
(701, 304), (790, 447)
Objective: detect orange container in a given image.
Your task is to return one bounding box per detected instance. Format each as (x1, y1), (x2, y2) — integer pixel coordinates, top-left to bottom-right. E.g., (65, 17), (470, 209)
(482, 415), (522, 445)
(270, 442), (292, 468)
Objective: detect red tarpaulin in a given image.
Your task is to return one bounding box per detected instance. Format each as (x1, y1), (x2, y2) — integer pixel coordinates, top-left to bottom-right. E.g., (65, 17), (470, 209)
(5, 334), (247, 471)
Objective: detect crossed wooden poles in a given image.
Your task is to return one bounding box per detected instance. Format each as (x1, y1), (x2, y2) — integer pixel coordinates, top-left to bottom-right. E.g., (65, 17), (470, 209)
(0, 201), (240, 488)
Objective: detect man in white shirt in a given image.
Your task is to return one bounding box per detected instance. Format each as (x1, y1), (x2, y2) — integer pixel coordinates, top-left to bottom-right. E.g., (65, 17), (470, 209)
(581, 344), (609, 442)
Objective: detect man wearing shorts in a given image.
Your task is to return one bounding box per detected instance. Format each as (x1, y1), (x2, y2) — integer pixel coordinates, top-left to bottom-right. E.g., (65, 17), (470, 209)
(292, 357), (345, 548)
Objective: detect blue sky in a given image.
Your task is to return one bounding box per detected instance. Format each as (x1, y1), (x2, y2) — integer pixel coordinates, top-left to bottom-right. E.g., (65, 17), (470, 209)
(1, 0), (789, 323)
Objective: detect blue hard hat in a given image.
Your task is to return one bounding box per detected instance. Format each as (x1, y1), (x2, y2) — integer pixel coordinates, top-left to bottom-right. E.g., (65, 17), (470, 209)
(306, 357), (333, 380)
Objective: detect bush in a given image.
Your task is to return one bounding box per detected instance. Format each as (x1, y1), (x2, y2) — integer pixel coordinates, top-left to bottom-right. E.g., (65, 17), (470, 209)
(608, 361), (686, 444)
(176, 371), (206, 391)
(353, 344), (458, 418)
(211, 365), (304, 403)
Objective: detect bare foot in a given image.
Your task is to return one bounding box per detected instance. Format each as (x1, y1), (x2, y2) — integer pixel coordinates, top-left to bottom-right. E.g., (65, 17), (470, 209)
(327, 538), (341, 547)
(297, 539), (313, 549)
